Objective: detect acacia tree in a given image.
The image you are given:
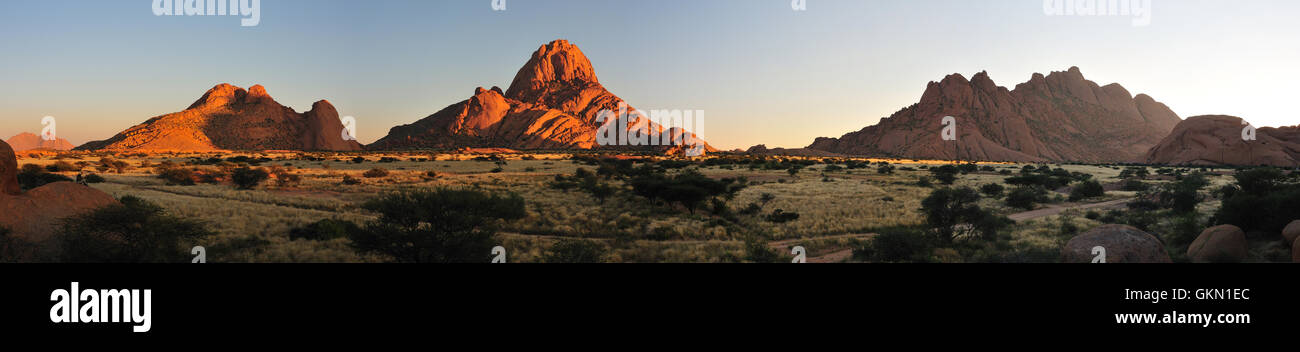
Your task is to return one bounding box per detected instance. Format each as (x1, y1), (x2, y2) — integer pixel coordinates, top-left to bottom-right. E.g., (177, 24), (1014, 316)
(59, 196), (212, 263)
(920, 187), (1007, 244)
(349, 188), (526, 263)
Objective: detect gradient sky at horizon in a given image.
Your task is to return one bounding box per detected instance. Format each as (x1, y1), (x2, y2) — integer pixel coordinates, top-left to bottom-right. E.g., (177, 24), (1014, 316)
(2, 0), (1298, 149)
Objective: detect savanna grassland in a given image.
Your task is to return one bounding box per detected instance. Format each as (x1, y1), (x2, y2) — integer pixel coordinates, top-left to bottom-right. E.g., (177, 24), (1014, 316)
(13, 149), (1290, 263)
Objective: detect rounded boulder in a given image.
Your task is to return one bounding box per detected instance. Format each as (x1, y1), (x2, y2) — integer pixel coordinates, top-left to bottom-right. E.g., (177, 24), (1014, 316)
(1186, 225), (1248, 263)
(1061, 224), (1171, 263)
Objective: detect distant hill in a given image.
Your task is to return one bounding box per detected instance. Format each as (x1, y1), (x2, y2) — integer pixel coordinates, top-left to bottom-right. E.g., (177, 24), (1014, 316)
(807, 67), (1182, 163)
(6, 132), (74, 152)
(1144, 115), (1300, 167)
(77, 84), (362, 152)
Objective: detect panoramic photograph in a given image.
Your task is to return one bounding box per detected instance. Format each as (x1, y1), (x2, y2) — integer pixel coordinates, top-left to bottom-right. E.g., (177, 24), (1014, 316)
(2, 0), (1297, 266)
(11, 0), (1300, 337)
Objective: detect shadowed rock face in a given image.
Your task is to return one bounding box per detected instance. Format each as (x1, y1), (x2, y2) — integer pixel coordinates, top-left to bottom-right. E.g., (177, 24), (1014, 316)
(5, 133), (74, 152)
(76, 84), (363, 152)
(369, 40), (714, 155)
(0, 140), (118, 260)
(1, 140), (20, 196)
(808, 67), (1182, 163)
(1143, 115), (1300, 167)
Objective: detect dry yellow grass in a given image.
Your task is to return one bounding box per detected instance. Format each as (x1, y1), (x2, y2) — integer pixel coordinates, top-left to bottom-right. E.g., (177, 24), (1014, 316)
(26, 150), (1228, 263)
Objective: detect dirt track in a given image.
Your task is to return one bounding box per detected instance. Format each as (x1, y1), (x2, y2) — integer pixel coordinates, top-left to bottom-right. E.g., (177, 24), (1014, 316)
(768, 233), (876, 263)
(1007, 198), (1132, 222)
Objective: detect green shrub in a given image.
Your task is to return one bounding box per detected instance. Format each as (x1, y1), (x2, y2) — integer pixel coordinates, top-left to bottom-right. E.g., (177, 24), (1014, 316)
(1148, 173), (1207, 213)
(58, 196), (212, 263)
(1166, 213), (1203, 248)
(46, 161), (81, 172)
(765, 209), (800, 223)
(543, 239), (607, 263)
(362, 168), (389, 178)
(1213, 168), (1300, 233)
(1121, 178), (1149, 192)
(916, 176), (933, 188)
(98, 157), (129, 173)
(1119, 166), (1149, 179)
(743, 237), (782, 263)
(1006, 186), (1048, 210)
(979, 183), (1005, 198)
(877, 164), (895, 174)
(157, 167), (195, 185)
(82, 174), (106, 183)
(289, 219), (363, 241)
(1005, 174), (1066, 189)
(231, 167), (269, 189)
(348, 188), (526, 263)
(627, 169), (745, 214)
(1069, 180), (1105, 201)
(17, 164), (72, 190)
(930, 165), (958, 185)
(854, 228), (932, 263)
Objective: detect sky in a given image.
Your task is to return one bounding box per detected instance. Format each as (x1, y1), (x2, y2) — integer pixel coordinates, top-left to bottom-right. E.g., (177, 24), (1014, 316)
(2, 0), (1298, 150)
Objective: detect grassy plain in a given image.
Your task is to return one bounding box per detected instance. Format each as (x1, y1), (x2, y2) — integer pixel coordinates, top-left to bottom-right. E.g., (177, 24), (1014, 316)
(14, 150), (1266, 263)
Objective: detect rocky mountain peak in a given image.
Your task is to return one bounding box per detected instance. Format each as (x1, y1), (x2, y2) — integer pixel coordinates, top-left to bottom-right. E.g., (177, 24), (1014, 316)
(505, 39), (600, 101)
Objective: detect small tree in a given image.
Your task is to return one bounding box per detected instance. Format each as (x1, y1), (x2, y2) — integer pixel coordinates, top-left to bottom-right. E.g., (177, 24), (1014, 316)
(979, 183), (1005, 198)
(920, 187), (1006, 243)
(930, 165), (959, 185)
(1158, 173), (1207, 213)
(59, 196), (211, 263)
(349, 188), (526, 263)
(1006, 186), (1047, 210)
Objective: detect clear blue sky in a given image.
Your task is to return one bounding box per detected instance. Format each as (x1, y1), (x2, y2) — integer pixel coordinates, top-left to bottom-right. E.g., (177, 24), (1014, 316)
(3, 0), (1299, 149)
